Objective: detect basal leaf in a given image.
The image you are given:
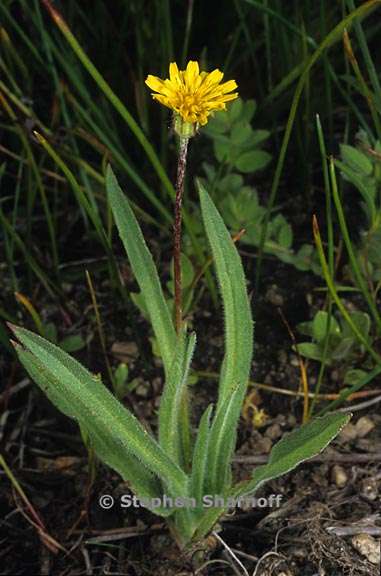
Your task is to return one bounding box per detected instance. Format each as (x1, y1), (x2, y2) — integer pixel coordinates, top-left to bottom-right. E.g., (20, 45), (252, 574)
(198, 182), (253, 408)
(158, 331), (196, 465)
(15, 346), (176, 516)
(198, 183), (253, 493)
(10, 325), (188, 498)
(206, 388), (241, 493)
(106, 166), (176, 375)
(233, 412), (351, 498)
(189, 405), (213, 507)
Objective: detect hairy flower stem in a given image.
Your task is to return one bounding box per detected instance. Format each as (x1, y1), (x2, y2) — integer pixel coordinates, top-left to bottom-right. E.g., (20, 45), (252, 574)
(174, 137), (189, 335)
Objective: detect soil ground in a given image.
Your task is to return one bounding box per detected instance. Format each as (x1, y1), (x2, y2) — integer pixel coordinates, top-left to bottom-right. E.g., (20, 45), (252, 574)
(1, 243), (380, 575)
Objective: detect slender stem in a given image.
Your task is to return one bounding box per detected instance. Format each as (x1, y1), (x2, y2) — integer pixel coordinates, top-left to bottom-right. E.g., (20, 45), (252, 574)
(174, 137), (189, 334)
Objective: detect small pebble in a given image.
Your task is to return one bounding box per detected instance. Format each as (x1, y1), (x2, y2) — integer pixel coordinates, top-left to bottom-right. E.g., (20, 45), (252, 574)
(111, 340), (139, 361)
(265, 423), (282, 440)
(331, 464), (348, 488)
(135, 381), (150, 397)
(338, 423), (358, 443)
(275, 414), (287, 426)
(152, 377), (162, 393)
(250, 432), (273, 454)
(351, 533), (380, 565)
(355, 416), (375, 438)
(265, 284), (284, 307)
(360, 477), (379, 501)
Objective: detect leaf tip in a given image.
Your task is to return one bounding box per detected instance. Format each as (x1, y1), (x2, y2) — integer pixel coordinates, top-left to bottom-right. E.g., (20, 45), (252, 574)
(312, 214), (319, 237)
(105, 163), (114, 183)
(9, 338), (21, 350)
(6, 322), (18, 334)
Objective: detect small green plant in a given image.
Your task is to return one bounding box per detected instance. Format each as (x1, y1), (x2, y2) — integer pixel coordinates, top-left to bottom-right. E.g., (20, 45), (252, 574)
(9, 61), (349, 551)
(202, 98), (272, 174)
(297, 309), (373, 370)
(42, 323), (87, 353)
(337, 132), (381, 287)
(8, 168), (349, 548)
(14, 291), (87, 353)
(201, 98), (320, 273)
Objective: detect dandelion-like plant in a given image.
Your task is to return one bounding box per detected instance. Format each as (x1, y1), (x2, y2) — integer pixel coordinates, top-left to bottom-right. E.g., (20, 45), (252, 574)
(9, 56), (350, 557)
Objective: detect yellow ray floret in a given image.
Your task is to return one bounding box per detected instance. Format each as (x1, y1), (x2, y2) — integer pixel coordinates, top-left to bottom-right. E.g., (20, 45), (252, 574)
(145, 61), (238, 126)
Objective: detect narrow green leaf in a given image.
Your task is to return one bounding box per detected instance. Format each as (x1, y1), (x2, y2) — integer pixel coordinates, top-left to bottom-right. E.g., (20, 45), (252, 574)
(106, 165), (176, 375)
(233, 412), (351, 498)
(195, 412), (351, 541)
(198, 183), (253, 494)
(317, 363), (381, 415)
(158, 332), (196, 464)
(198, 182), (253, 408)
(15, 346), (176, 515)
(206, 388), (242, 494)
(189, 405), (213, 506)
(10, 325), (188, 497)
(193, 505), (225, 542)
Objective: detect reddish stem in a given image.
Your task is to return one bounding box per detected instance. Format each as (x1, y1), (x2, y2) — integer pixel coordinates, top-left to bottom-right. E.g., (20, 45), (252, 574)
(174, 137), (189, 334)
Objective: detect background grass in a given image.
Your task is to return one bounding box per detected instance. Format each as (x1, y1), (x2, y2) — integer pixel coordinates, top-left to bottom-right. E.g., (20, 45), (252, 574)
(1, 0), (381, 410)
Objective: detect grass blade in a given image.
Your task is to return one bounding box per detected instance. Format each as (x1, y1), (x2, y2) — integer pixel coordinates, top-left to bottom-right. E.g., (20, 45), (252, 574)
(41, 0), (175, 202)
(328, 158), (381, 333)
(313, 216), (381, 363)
(254, 0), (381, 290)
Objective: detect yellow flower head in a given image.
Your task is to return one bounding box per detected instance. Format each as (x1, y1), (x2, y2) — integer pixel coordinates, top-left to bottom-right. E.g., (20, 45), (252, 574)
(145, 61), (238, 127)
